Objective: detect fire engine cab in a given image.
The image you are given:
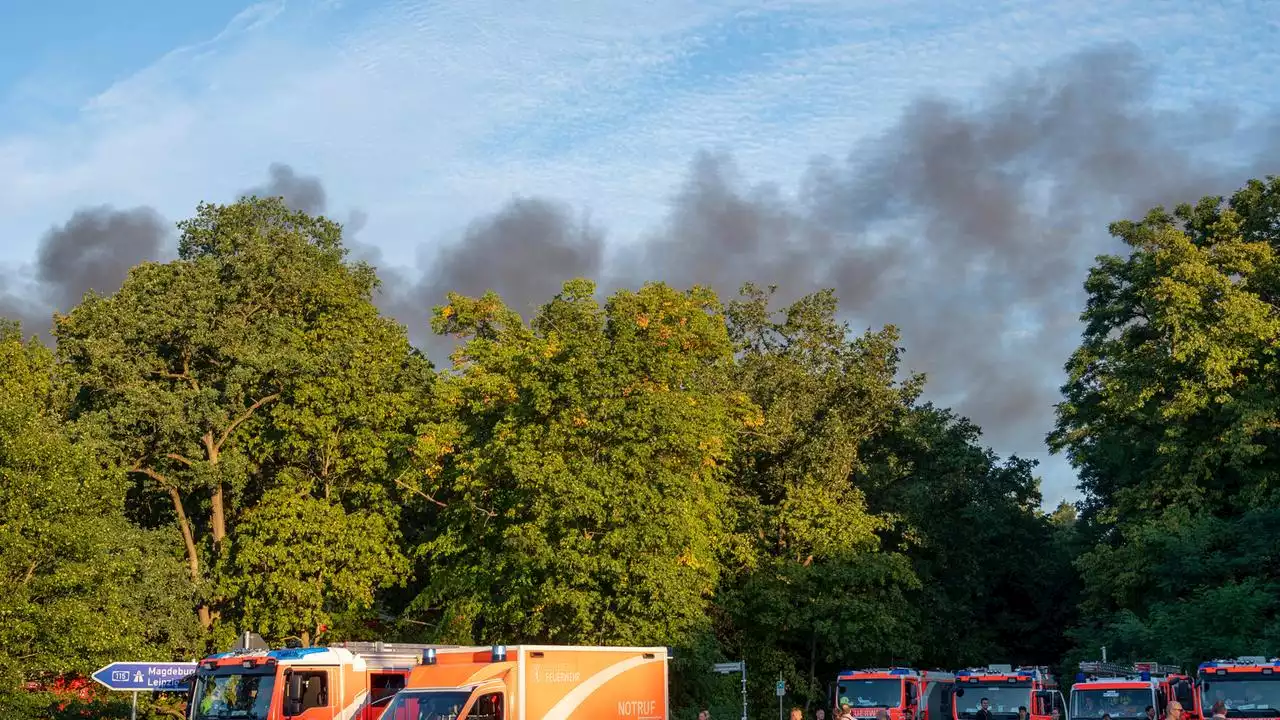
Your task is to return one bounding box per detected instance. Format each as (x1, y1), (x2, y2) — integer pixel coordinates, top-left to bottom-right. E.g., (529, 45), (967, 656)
(833, 668), (956, 720)
(1197, 657), (1280, 720)
(951, 665), (1066, 720)
(187, 633), (450, 720)
(1070, 661), (1179, 720)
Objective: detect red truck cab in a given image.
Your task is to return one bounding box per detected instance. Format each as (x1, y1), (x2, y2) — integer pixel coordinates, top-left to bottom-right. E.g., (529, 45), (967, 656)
(834, 668), (956, 720)
(951, 665), (1064, 720)
(1196, 657), (1280, 720)
(1070, 662), (1178, 720)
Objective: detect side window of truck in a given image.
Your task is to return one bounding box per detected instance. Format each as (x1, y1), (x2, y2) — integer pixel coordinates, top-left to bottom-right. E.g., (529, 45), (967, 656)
(470, 692), (504, 720)
(370, 673), (406, 706)
(287, 670), (329, 714)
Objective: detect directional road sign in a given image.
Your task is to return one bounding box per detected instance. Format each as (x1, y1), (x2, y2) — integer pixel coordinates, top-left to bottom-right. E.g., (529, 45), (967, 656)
(776, 679), (786, 696)
(713, 661), (744, 674)
(92, 662), (197, 692)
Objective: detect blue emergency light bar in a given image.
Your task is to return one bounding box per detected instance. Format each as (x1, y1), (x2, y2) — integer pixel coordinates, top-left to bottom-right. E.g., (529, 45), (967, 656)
(422, 648), (437, 665)
(492, 645), (507, 662)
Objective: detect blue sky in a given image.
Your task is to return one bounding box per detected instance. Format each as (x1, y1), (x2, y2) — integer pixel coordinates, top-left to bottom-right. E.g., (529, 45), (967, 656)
(0, 0), (1276, 506)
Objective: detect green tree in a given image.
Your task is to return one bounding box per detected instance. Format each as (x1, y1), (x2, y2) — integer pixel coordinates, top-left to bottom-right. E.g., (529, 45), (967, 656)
(406, 279), (753, 646)
(0, 322), (200, 716)
(860, 403), (1079, 668)
(1051, 176), (1280, 665)
(54, 197), (421, 642)
(718, 285), (922, 712)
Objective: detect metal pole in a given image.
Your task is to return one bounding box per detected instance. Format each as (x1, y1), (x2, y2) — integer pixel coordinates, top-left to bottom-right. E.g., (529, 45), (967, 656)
(779, 674), (785, 720)
(1102, 646), (1108, 663)
(131, 691), (138, 720)
(742, 662), (749, 720)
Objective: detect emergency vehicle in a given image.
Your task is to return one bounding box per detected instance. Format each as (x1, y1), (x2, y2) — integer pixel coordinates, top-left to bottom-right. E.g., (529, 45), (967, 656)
(379, 644), (670, 720)
(187, 634), (450, 720)
(833, 667), (956, 720)
(1070, 661), (1179, 720)
(1196, 657), (1280, 720)
(950, 665), (1066, 720)
(1157, 673), (1199, 720)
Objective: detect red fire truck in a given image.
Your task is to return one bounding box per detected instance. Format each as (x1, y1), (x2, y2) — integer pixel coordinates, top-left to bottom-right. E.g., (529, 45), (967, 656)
(1070, 661), (1181, 720)
(951, 665), (1066, 720)
(833, 668), (956, 720)
(1196, 657), (1280, 720)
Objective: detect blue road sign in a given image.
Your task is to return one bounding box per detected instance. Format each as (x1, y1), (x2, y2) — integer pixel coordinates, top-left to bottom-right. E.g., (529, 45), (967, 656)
(91, 662), (197, 692)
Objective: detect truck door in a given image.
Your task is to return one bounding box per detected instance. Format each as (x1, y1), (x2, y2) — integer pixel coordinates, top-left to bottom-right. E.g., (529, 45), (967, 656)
(1054, 691), (1067, 720)
(463, 691), (504, 720)
(938, 683), (953, 720)
(1034, 691), (1052, 718)
(906, 680), (920, 720)
(283, 668), (335, 720)
(1170, 679), (1195, 719)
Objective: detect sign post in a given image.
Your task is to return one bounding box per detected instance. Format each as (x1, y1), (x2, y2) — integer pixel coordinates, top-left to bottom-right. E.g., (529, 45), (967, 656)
(777, 676), (786, 720)
(712, 660), (749, 720)
(92, 662), (198, 719)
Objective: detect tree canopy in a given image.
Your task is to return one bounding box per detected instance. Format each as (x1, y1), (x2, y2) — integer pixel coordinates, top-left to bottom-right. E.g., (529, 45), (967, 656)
(4, 179), (1279, 717)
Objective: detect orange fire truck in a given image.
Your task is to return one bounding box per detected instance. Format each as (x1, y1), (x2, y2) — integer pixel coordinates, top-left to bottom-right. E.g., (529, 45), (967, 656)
(1196, 657), (1280, 720)
(187, 635), (448, 720)
(951, 665), (1066, 720)
(833, 667), (956, 720)
(1070, 661), (1181, 720)
(379, 644), (670, 720)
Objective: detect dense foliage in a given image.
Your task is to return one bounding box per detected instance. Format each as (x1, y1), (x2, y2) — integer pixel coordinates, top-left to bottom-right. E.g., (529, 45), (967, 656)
(2, 178), (1277, 718)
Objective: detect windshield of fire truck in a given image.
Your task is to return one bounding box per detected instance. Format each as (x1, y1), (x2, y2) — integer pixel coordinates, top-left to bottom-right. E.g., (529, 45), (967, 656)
(379, 690), (471, 720)
(837, 679), (904, 708)
(1071, 688), (1151, 719)
(191, 671), (275, 719)
(956, 686), (1031, 718)
(1201, 678), (1280, 717)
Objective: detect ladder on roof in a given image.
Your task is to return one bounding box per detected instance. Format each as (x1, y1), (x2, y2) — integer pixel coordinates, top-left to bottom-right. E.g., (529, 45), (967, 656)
(1134, 662), (1182, 676)
(334, 641), (460, 656)
(1079, 661), (1140, 678)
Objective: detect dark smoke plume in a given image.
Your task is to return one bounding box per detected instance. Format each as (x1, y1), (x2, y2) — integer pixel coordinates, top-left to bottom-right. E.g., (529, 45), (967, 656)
(36, 206), (171, 312)
(2, 164), (343, 343)
(0, 206), (171, 340)
(238, 163), (378, 263)
(383, 42), (1278, 489)
(241, 162), (327, 216)
(376, 197), (605, 360)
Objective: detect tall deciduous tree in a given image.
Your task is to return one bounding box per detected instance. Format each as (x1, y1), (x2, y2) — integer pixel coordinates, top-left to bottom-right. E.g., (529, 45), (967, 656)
(1051, 176), (1280, 665)
(407, 279), (754, 646)
(718, 285), (921, 710)
(54, 197), (420, 641)
(0, 322), (200, 715)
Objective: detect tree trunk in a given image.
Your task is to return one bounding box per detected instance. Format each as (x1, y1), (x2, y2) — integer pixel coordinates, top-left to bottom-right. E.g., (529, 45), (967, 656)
(204, 432), (227, 545)
(143, 469), (211, 630)
(172, 497), (212, 629)
(808, 630), (818, 712)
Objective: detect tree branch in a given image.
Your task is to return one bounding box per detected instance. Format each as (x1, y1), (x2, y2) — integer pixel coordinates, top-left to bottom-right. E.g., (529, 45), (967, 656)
(393, 475), (448, 508)
(165, 453), (196, 467)
(215, 391), (281, 452)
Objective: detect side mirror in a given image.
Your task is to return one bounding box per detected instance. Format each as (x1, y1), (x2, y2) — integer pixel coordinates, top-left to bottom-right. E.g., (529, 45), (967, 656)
(285, 672), (304, 716)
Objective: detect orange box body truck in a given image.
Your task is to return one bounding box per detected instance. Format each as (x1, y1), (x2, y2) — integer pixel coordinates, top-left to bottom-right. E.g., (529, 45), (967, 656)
(379, 644), (670, 720)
